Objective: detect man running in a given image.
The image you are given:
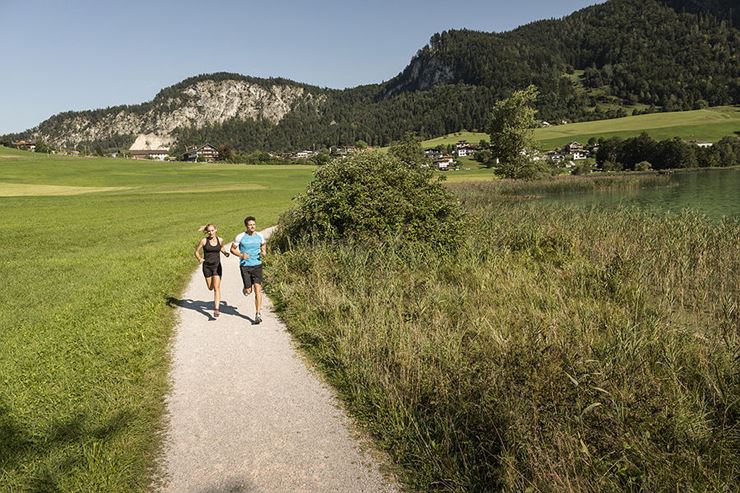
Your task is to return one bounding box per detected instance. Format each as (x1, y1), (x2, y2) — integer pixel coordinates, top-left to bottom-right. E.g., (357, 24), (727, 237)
(231, 216), (267, 324)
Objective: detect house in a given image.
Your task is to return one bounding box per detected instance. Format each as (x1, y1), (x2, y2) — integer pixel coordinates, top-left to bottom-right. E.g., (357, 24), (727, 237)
(129, 133), (172, 161)
(330, 145), (358, 156)
(434, 155), (455, 170)
(455, 140), (473, 157)
(546, 150), (566, 162)
(563, 142), (584, 153)
(693, 141), (713, 148)
(293, 150), (318, 160)
(131, 149), (169, 161)
(424, 149), (442, 159)
(183, 144), (219, 162)
(13, 140), (36, 151)
(571, 150), (588, 160)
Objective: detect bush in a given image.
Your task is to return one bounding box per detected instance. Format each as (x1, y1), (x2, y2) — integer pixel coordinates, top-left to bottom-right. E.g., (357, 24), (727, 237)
(636, 160), (652, 171)
(572, 162), (592, 175)
(273, 150), (463, 250)
(601, 160), (623, 172)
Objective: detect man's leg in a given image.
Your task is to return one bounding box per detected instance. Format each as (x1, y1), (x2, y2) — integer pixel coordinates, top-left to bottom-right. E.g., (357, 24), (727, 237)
(252, 265), (264, 323)
(254, 283), (262, 315)
(240, 265), (253, 297)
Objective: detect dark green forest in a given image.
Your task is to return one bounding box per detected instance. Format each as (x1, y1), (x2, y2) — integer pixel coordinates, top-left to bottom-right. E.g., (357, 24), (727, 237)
(4, 0), (738, 153)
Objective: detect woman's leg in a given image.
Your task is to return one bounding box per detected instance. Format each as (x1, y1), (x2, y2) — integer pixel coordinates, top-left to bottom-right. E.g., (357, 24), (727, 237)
(205, 276), (214, 290)
(212, 275), (222, 313)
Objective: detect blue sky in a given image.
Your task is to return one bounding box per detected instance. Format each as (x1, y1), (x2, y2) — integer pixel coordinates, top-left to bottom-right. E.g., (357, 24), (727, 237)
(0, 0), (602, 134)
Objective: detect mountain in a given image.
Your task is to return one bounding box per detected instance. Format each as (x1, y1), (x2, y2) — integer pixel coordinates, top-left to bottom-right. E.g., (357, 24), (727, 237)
(3, 0), (737, 153)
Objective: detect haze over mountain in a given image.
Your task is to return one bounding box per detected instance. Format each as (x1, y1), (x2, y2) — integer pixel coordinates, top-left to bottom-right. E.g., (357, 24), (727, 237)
(3, 0), (737, 154)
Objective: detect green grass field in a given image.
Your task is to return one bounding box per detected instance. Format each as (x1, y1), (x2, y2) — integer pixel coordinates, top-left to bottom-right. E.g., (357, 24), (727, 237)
(0, 148), (314, 491)
(419, 106), (740, 150)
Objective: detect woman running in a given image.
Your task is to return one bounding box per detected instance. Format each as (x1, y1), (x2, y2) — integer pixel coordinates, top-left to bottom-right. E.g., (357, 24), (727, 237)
(194, 223), (230, 317)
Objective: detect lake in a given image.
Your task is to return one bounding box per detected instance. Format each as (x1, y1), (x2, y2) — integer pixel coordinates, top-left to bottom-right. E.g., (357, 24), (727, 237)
(542, 168), (740, 219)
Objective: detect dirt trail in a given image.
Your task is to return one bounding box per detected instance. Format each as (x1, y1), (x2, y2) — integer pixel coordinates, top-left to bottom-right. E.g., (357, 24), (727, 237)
(159, 228), (398, 492)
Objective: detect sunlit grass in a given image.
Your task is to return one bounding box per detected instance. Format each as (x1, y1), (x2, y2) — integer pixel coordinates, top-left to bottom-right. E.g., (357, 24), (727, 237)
(417, 106), (740, 150)
(0, 147), (314, 491)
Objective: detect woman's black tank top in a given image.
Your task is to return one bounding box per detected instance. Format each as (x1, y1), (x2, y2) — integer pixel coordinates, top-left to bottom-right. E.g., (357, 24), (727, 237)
(203, 238), (221, 265)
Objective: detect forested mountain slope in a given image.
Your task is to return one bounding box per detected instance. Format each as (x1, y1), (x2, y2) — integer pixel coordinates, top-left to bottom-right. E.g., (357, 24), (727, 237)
(4, 0), (736, 153)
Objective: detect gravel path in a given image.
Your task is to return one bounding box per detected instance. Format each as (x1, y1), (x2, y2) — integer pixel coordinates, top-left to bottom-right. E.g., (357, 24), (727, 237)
(159, 228), (398, 493)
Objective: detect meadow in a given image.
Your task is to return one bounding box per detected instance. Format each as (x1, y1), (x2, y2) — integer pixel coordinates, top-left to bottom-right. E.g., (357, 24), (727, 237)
(0, 148), (314, 491)
(419, 106), (740, 150)
(269, 179), (739, 491)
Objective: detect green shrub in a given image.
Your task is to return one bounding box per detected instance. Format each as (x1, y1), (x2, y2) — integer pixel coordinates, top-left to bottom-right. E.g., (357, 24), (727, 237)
(636, 160), (652, 171)
(273, 150), (463, 249)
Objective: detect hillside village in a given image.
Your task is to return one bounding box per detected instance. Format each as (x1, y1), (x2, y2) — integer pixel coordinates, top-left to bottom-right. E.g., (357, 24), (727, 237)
(9, 133), (721, 174)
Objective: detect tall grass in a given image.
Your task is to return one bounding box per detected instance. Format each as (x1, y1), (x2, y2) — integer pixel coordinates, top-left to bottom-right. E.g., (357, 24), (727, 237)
(448, 173), (673, 196)
(269, 193), (739, 491)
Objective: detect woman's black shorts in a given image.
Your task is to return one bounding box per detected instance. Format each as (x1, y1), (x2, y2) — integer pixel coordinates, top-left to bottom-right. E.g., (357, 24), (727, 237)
(202, 262), (222, 278)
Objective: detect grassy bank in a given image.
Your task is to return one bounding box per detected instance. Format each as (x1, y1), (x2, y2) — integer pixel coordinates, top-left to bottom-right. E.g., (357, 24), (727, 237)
(418, 106), (740, 150)
(0, 149), (313, 490)
(269, 186), (739, 490)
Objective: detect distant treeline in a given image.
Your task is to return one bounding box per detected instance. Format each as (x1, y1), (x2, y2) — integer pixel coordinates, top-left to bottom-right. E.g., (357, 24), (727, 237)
(594, 134), (740, 170)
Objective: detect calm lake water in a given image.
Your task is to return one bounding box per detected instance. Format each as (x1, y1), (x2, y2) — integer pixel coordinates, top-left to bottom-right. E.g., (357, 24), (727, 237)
(541, 168), (740, 219)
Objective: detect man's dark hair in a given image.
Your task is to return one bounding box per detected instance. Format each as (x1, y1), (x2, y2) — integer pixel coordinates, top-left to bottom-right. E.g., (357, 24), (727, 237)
(244, 215), (256, 225)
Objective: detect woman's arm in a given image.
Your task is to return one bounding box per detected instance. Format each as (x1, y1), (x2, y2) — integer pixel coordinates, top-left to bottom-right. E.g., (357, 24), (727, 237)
(219, 237), (230, 256)
(194, 238), (206, 263)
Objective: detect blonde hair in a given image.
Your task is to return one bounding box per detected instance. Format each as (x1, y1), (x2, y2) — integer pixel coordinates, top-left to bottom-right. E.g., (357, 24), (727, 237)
(199, 223), (216, 233)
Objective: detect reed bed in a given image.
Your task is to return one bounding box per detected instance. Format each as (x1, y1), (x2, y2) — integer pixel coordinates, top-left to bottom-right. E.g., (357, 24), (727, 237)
(269, 192), (739, 491)
(447, 173), (673, 197)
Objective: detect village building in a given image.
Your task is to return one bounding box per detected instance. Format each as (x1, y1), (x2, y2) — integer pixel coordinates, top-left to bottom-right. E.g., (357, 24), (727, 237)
(562, 142), (588, 160)
(130, 149), (169, 160)
(293, 150), (318, 160)
(571, 150), (588, 160)
(563, 141), (584, 153)
(13, 140), (36, 151)
(434, 154), (455, 170)
(454, 140), (474, 157)
(330, 145), (358, 156)
(183, 144), (219, 162)
(128, 133), (172, 161)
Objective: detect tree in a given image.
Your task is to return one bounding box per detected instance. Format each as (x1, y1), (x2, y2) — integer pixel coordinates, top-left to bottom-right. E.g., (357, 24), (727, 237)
(35, 139), (52, 154)
(217, 144), (235, 161)
(487, 85), (539, 178)
(312, 149), (331, 165)
(388, 133), (430, 171)
(635, 160), (652, 171)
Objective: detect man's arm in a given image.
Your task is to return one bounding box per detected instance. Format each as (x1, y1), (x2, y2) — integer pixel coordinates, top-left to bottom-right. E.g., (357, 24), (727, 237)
(230, 235), (249, 260)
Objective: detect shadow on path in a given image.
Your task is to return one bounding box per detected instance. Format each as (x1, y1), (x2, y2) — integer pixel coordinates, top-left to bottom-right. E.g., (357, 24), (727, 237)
(166, 297), (254, 323)
(197, 477), (256, 493)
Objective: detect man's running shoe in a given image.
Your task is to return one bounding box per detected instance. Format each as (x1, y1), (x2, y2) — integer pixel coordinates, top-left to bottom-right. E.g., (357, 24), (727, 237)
(254, 313), (262, 324)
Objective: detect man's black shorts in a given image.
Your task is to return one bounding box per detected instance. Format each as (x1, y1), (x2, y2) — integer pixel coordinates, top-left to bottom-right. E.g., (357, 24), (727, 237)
(240, 264), (263, 289)
(202, 262), (222, 278)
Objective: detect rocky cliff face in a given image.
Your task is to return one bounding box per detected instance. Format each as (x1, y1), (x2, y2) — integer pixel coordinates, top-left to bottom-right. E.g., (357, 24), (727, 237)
(36, 78), (324, 148)
(383, 53), (455, 97)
